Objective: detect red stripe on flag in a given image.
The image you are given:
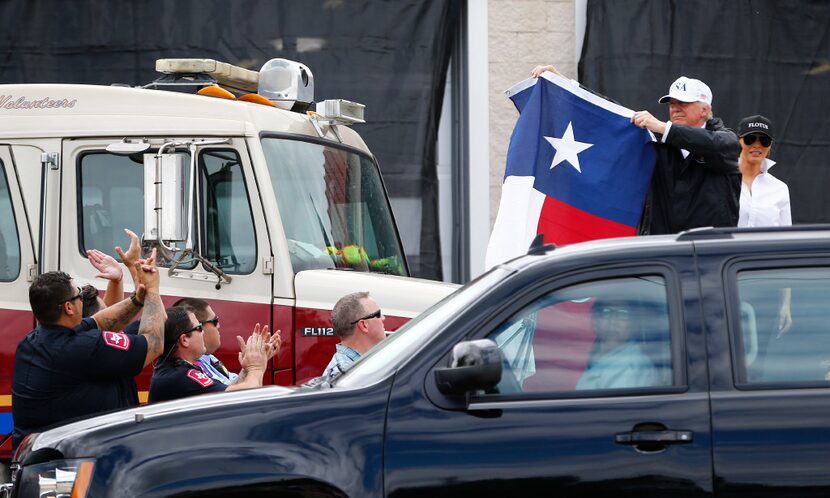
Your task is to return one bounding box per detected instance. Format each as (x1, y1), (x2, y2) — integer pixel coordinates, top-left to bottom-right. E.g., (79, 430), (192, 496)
(537, 195), (636, 245)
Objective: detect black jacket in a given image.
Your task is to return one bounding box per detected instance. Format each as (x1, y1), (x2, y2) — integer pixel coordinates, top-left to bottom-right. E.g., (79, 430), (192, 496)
(640, 117), (741, 235)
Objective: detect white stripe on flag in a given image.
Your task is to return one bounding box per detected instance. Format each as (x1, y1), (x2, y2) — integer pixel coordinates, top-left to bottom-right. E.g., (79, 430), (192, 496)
(484, 175), (546, 270)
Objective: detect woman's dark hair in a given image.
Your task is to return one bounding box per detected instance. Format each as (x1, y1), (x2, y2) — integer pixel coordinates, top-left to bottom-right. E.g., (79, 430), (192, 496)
(81, 285), (103, 318)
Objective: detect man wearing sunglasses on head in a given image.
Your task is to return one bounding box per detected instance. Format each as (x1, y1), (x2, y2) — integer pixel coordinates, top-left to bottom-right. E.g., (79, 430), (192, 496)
(171, 297), (281, 386)
(322, 291), (386, 379)
(148, 307), (277, 402)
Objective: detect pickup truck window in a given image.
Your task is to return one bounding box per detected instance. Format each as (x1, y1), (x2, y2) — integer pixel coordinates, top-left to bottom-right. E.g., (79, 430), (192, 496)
(487, 275), (673, 395)
(262, 137), (407, 276)
(0, 159), (20, 281)
(736, 267), (830, 384)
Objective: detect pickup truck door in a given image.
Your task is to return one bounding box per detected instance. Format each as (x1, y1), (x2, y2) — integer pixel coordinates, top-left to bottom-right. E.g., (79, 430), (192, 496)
(59, 139), (275, 394)
(385, 251), (714, 496)
(0, 145), (38, 458)
(700, 245), (830, 496)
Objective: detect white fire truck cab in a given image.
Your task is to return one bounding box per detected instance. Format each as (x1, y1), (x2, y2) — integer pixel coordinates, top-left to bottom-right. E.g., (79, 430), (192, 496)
(0, 58), (457, 459)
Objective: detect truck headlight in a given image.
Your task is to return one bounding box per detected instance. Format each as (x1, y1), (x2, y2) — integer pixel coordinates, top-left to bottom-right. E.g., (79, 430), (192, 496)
(15, 459), (94, 498)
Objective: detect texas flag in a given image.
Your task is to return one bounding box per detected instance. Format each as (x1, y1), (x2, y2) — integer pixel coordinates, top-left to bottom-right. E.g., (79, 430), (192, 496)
(485, 71), (656, 269)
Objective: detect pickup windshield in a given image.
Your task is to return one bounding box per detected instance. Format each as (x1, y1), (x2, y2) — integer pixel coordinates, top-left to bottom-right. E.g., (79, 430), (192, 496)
(262, 137), (407, 276)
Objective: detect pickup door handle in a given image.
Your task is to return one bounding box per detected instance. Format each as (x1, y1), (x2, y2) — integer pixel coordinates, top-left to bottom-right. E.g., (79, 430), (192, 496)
(615, 430), (693, 445)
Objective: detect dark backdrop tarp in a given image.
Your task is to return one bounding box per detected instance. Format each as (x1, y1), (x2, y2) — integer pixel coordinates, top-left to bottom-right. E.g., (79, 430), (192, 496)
(0, 0), (457, 279)
(580, 0), (830, 223)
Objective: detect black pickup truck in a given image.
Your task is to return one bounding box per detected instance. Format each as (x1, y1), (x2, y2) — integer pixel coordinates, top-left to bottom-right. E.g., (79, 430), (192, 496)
(7, 226), (830, 497)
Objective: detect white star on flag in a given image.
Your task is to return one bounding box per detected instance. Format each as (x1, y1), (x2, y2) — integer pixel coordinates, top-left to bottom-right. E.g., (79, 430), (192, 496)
(544, 121), (593, 173)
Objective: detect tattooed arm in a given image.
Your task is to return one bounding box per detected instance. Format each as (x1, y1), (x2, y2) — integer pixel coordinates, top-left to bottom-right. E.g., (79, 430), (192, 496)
(134, 249), (165, 366)
(88, 229), (146, 329)
(91, 296), (141, 333)
(138, 288), (165, 366)
(91, 248), (165, 365)
(115, 229), (141, 291)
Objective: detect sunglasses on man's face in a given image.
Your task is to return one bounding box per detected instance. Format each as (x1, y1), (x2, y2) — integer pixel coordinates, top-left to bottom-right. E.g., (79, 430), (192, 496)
(743, 134), (772, 147)
(351, 308), (382, 325)
(186, 323), (204, 333)
(200, 315), (219, 327)
(60, 287), (83, 305)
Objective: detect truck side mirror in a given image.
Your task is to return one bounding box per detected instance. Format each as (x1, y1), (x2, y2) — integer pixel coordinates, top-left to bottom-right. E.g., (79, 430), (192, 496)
(435, 339), (502, 395)
(143, 153), (189, 242)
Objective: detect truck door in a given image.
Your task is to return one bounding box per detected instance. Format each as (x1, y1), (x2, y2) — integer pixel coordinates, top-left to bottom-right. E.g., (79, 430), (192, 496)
(703, 249), (830, 496)
(59, 138), (276, 395)
(386, 254), (714, 496)
(0, 145), (37, 458)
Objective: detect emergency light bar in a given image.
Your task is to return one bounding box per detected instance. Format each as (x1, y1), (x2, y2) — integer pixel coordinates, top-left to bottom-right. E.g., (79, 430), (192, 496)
(155, 59), (258, 93)
(154, 57), (314, 110)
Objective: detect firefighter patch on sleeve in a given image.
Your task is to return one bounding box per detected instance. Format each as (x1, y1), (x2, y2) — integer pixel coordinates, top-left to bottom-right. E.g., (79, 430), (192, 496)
(187, 369), (215, 388)
(102, 331), (131, 351)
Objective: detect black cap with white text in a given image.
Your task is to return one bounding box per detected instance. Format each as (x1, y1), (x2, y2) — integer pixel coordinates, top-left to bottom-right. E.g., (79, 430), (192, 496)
(737, 115), (774, 140)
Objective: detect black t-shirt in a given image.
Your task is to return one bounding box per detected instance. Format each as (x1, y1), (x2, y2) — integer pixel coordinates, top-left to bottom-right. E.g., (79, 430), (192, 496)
(11, 317), (148, 448)
(121, 319), (142, 406)
(148, 358), (227, 403)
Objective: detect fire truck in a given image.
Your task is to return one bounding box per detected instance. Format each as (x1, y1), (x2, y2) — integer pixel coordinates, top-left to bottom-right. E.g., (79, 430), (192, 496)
(0, 58), (457, 460)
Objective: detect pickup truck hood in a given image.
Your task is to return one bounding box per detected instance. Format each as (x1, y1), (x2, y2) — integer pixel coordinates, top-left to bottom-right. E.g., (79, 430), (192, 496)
(294, 269), (459, 318)
(28, 384), (296, 453)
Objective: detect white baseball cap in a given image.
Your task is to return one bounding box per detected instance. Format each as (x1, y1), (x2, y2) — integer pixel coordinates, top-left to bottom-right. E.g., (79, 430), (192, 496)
(658, 76), (713, 106)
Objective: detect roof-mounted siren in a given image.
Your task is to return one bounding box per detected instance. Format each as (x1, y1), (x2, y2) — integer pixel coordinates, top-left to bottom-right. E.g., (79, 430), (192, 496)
(257, 58), (314, 112)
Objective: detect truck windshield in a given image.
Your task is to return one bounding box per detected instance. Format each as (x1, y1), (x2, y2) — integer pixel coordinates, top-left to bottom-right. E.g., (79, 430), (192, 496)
(261, 137), (407, 276)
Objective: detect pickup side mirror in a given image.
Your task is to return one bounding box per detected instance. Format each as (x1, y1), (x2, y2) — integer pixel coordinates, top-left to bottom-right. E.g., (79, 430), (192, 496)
(434, 339), (502, 395)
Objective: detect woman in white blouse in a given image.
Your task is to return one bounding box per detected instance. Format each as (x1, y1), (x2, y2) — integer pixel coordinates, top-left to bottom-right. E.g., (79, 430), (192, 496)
(736, 115), (791, 227)
(736, 115), (793, 336)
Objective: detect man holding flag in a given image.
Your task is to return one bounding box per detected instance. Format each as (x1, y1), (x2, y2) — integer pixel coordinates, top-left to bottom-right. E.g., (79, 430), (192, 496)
(485, 65), (739, 269)
(627, 74), (740, 236)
